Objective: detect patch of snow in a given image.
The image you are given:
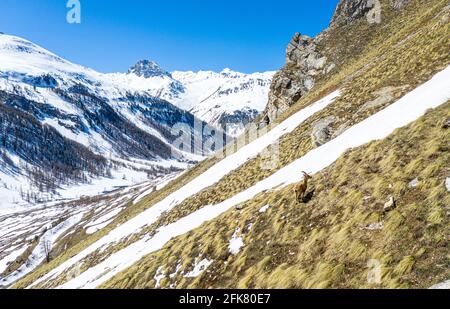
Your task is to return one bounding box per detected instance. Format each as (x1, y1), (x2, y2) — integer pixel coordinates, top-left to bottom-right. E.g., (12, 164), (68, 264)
(183, 258), (213, 278)
(408, 178), (420, 188)
(365, 222), (384, 231)
(259, 205), (270, 213)
(153, 266), (165, 288)
(229, 228), (244, 255)
(445, 177), (450, 192)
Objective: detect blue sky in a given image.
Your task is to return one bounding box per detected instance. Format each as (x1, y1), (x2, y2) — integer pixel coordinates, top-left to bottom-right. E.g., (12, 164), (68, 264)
(0, 0), (339, 73)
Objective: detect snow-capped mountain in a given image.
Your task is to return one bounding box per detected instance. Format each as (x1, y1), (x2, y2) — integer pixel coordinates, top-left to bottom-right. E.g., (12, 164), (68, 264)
(120, 61), (274, 137)
(172, 69), (274, 136)
(127, 60), (172, 78)
(109, 60), (187, 102)
(0, 34), (228, 208)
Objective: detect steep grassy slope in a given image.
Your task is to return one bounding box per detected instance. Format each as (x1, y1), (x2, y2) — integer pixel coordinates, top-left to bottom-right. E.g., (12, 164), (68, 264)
(13, 0), (449, 288)
(104, 103), (449, 289)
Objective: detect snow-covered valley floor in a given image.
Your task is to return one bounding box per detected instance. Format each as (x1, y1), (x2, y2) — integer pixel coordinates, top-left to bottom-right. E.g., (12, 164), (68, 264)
(0, 173), (179, 286)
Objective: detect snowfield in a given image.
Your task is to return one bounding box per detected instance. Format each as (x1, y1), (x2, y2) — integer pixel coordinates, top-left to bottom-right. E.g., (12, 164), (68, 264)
(28, 65), (450, 289)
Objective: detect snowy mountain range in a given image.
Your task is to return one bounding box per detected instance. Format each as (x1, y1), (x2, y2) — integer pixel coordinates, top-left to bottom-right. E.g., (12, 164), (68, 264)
(171, 69), (274, 136)
(119, 60), (274, 136)
(0, 34), (272, 209)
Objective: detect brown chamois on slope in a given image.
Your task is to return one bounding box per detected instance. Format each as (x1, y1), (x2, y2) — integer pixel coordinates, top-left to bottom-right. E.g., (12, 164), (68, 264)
(294, 171), (312, 203)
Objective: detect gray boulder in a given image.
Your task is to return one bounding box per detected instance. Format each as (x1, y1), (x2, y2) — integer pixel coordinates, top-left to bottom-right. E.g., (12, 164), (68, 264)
(408, 178), (420, 188)
(442, 118), (450, 129)
(311, 116), (336, 147)
(383, 196), (396, 212)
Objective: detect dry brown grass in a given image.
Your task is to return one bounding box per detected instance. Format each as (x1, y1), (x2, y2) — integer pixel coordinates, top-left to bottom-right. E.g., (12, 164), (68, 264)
(104, 102), (449, 289)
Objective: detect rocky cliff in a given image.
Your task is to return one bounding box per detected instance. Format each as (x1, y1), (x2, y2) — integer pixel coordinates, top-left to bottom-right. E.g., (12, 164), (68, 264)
(263, 0), (412, 123)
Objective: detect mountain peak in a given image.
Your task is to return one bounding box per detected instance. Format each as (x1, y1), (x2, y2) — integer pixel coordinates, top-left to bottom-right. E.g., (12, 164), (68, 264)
(127, 60), (171, 78)
(220, 67), (241, 77)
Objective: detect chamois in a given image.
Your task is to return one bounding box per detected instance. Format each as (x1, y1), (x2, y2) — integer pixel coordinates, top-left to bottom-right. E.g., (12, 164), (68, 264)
(294, 171), (312, 203)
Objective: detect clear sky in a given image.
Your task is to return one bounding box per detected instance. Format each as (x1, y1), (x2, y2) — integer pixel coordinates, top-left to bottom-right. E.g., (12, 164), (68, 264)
(0, 0), (339, 73)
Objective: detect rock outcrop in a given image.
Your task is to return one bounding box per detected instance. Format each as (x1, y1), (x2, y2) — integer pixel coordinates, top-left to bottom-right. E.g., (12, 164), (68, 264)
(263, 33), (333, 123)
(311, 116), (336, 147)
(262, 0), (412, 124)
(331, 0), (410, 27)
(330, 0), (377, 28)
(127, 60), (172, 78)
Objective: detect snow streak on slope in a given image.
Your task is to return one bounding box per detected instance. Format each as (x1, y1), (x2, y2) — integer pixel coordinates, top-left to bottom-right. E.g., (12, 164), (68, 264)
(28, 91), (340, 288)
(1, 212), (84, 286)
(0, 173), (178, 287)
(46, 65), (450, 289)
